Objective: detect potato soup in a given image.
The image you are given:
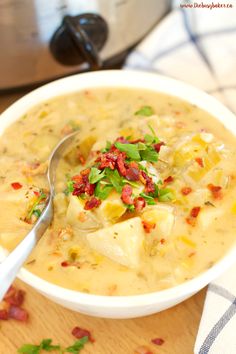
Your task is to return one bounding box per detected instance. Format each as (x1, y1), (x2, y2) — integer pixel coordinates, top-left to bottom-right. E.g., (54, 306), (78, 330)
(1, 88), (236, 296)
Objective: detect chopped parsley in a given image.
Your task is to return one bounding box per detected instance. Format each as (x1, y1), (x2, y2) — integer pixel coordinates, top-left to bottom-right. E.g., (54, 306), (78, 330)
(64, 180), (75, 195)
(18, 338), (60, 354)
(140, 193), (156, 205)
(18, 337), (89, 354)
(158, 188), (174, 202)
(135, 106), (154, 116)
(66, 337), (88, 354)
(26, 190), (47, 222)
(114, 142), (140, 161)
(89, 167), (106, 184)
(95, 182), (113, 200)
(105, 168), (123, 193)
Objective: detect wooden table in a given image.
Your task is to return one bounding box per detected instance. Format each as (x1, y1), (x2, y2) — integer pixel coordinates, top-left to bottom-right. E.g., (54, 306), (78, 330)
(0, 92), (206, 354)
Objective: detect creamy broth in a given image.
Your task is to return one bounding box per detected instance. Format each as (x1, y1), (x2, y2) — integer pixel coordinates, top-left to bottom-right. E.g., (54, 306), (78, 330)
(1, 88), (236, 296)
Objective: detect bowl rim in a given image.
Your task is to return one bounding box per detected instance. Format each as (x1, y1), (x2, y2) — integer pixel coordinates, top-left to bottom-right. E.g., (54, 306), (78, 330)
(1, 69), (236, 308)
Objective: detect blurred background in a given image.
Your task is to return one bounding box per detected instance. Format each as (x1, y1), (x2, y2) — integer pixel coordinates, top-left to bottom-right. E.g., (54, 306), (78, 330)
(0, 0), (235, 111)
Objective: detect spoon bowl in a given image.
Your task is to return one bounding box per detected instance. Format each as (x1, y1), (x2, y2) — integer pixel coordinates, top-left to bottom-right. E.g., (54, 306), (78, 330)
(0, 130), (78, 300)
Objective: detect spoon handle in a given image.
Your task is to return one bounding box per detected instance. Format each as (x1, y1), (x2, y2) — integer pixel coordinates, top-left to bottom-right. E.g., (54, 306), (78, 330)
(0, 198), (53, 301)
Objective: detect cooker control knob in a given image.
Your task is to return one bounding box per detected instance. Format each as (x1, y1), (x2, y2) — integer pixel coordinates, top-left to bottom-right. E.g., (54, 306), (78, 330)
(50, 14), (108, 69)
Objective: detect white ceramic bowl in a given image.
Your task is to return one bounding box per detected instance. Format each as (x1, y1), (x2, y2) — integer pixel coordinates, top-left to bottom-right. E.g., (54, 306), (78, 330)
(1, 70), (236, 319)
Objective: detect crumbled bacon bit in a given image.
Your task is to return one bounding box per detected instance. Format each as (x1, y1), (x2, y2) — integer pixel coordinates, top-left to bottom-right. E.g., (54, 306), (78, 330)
(4, 288), (25, 307)
(191, 206), (201, 218)
(84, 182), (95, 196)
(84, 197), (101, 210)
(134, 197), (146, 212)
(151, 338), (165, 346)
(11, 182), (22, 190)
(160, 238), (166, 244)
(139, 171), (155, 193)
(153, 141), (165, 153)
(98, 152), (117, 170)
(126, 167), (139, 181)
(181, 187), (192, 195)
(186, 206), (201, 226)
(164, 176), (174, 184)
(72, 326), (95, 342)
(0, 286), (28, 322)
(80, 168), (90, 176)
(117, 153), (127, 176)
(33, 191), (40, 197)
(72, 170), (94, 197)
(121, 185), (133, 205)
(134, 345), (153, 354)
(142, 220), (156, 233)
(8, 306), (28, 321)
(195, 157), (204, 167)
(72, 174), (83, 183)
(207, 184), (223, 199)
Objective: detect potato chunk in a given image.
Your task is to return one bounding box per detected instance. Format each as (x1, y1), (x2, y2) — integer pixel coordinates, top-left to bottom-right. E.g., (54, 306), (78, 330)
(141, 204), (175, 238)
(94, 191), (126, 225)
(86, 217), (145, 268)
(198, 206), (223, 229)
(66, 195), (102, 231)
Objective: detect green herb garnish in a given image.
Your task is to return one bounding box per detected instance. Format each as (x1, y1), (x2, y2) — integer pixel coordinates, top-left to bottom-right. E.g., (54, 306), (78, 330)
(158, 188), (174, 202)
(26, 191), (47, 221)
(18, 338), (60, 354)
(105, 168), (123, 193)
(140, 147), (158, 163)
(114, 142), (141, 161)
(135, 106), (154, 116)
(95, 182), (113, 200)
(126, 204), (135, 212)
(140, 193), (157, 205)
(18, 337), (89, 354)
(89, 167), (106, 184)
(64, 180), (75, 195)
(65, 337), (88, 354)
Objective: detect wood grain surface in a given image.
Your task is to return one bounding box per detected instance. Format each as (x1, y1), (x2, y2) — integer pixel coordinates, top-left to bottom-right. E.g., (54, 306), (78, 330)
(0, 91), (206, 354)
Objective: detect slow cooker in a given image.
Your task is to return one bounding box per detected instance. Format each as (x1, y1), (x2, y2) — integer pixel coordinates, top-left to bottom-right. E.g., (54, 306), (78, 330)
(0, 0), (170, 91)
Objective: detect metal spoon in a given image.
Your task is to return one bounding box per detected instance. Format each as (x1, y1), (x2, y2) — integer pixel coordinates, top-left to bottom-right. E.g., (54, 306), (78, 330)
(0, 130), (78, 300)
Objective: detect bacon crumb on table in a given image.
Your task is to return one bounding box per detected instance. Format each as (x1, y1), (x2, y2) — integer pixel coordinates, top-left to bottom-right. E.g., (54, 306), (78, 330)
(0, 286), (28, 321)
(72, 326), (95, 342)
(151, 337), (165, 346)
